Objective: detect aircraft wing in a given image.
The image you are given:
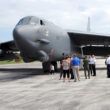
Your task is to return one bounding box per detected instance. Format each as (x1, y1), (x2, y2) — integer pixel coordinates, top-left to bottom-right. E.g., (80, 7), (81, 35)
(68, 31), (110, 46)
(0, 40), (18, 52)
(68, 31), (110, 55)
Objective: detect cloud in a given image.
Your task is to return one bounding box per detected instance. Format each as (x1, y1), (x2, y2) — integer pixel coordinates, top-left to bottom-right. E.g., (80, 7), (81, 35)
(1, 0), (110, 41)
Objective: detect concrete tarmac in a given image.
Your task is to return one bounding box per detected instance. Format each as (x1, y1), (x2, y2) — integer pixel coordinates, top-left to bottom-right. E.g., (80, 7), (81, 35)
(0, 61), (109, 110)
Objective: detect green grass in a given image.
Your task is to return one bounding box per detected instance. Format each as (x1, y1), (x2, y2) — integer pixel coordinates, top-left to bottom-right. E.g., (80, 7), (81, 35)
(0, 59), (24, 65)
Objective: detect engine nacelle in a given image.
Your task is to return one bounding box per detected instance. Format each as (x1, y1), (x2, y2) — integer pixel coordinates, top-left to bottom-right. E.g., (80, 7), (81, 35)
(83, 46), (110, 56)
(0, 49), (3, 56)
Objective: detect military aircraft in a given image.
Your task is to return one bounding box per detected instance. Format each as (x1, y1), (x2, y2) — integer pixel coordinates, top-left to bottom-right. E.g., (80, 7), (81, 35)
(1, 16), (110, 71)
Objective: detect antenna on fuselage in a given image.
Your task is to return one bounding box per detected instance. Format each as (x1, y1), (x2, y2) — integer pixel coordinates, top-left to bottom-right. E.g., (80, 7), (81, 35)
(81, 17), (91, 58)
(87, 17), (91, 32)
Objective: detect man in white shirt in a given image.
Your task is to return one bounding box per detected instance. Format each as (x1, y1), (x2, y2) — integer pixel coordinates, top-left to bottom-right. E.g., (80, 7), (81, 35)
(105, 55), (110, 78)
(89, 55), (96, 76)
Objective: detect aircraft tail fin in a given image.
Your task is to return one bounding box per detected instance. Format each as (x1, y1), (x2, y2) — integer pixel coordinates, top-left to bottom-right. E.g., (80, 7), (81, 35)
(87, 17), (91, 32)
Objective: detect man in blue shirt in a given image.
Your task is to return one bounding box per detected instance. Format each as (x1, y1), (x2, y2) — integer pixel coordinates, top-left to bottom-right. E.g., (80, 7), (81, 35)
(71, 54), (81, 82)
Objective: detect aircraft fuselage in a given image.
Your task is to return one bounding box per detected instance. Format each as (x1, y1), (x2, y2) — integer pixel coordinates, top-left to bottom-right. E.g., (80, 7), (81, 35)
(13, 16), (71, 62)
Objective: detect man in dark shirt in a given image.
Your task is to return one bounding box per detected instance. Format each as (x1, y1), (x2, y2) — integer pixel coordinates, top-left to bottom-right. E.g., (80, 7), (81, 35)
(83, 56), (90, 79)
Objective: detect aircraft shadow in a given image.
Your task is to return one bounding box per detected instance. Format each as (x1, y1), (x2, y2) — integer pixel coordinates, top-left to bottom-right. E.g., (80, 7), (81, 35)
(0, 68), (48, 82)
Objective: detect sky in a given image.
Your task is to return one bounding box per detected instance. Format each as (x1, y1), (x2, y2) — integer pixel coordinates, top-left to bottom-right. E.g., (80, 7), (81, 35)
(1, 0), (110, 42)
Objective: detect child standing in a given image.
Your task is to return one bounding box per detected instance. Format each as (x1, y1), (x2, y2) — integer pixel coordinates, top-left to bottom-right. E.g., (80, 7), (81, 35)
(50, 64), (55, 75)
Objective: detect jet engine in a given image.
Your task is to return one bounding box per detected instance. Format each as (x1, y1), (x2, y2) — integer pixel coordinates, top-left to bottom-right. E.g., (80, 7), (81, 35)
(0, 49), (3, 56)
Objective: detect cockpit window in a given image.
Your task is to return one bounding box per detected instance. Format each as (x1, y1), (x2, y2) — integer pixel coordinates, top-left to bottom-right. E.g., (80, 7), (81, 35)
(40, 20), (44, 25)
(30, 17), (40, 25)
(17, 16), (45, 26)
(18, 17), (31, 25)
(17, 16), (39, 25)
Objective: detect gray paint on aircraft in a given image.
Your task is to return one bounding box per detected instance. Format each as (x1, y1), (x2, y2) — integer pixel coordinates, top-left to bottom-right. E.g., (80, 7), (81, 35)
(1, 16), (110, 63)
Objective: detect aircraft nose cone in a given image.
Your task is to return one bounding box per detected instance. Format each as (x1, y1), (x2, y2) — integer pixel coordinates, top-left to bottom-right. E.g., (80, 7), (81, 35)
(13, 27), (24, 40)
(13, 26), (30, 52)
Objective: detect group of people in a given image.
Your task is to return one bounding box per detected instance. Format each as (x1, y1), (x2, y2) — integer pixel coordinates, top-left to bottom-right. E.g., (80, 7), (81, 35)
(59, 54), (97, 82)
(49, 54), (110, 81)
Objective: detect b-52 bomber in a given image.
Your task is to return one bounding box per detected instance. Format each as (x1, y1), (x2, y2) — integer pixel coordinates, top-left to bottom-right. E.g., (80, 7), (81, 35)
(1, 16), (110, 71)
